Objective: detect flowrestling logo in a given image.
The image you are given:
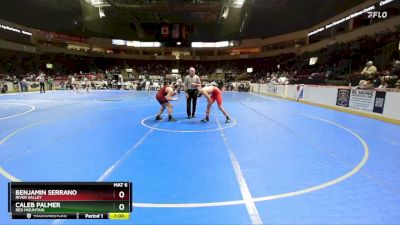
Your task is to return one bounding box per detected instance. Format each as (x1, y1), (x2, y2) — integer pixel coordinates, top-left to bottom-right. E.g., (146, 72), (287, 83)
(367, 11), (388, 19)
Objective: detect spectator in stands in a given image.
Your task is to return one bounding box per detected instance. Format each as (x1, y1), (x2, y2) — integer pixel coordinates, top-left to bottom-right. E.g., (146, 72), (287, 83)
(48, 77), (53, 90)
(356, 76), (374, 89)
(394, 79), (400, 91)
(361, 61), (378, 77)
(84, 76), (91, 93)
(270, 74), (278, 84)
(145, 80), (150, 91)
(377, 76), (389, 89)
(12, 76), (19, 90)
(175, 78), (182, 94)
(20, 79), (28, 92)
(1, 80), (6, 94)
(71, 74), (79, 93)
(391, 60), (400, 78)
(217, 80), (223, 90)
(153, 80), (160, 91)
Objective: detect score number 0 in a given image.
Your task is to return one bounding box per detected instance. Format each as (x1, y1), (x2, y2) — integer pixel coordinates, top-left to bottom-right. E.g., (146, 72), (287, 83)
(118, 191), (126, 211)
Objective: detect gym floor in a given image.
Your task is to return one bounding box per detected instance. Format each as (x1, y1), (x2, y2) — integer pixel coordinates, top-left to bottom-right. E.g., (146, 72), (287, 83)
(0, 90), (399, 225)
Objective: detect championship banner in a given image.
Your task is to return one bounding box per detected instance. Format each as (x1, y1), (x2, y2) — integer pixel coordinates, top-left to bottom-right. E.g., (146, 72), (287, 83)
(336, 89), (350, 107)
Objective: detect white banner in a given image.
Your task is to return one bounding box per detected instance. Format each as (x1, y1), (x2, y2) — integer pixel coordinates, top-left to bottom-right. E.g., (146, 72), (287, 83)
(349, 89), (376, 112)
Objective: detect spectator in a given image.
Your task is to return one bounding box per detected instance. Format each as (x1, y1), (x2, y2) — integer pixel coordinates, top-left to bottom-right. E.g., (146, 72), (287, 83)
(394, 79), (400, 91)
(391, 60), (400, 78)
(145, 80), (150, 91)
(71, 74), (79, 93)
(84, 76), (91, 93)
(1, 81), (7, 94)
(217, 80), (223, 90)
(361, 61), (378, 77)
(356, 76), (374, 89)
(377, 76), (388, 89)
(20, 79), (28, 92)
(48, 77), (53, 90)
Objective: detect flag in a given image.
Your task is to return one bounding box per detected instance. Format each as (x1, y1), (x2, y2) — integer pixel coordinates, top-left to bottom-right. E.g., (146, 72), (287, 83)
(181, 24), (187, 40)
(161, 24), (169, 38)
(172, 24), (180, 39)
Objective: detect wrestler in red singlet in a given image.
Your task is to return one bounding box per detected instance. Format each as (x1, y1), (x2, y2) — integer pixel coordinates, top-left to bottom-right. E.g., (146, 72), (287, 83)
(210, 86), (223, 107)
(155, 82), (178, 121)
(156, 85), (169, 104)
(200, 85), (230, 123)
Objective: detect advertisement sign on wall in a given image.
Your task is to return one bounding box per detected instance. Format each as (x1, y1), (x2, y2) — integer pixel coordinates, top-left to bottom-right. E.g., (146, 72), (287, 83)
(336, 89), (351, 107)
(373, 91), (386, 113)
(349, 89), (376, 111)
(336, 89), (386, 114)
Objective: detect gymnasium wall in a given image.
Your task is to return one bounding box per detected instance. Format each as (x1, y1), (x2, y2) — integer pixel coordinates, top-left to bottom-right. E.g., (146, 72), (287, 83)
(250, 83), (400, 124)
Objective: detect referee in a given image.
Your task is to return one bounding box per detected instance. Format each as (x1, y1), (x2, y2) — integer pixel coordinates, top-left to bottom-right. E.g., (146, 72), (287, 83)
(37, 72), (46, 93)
(184, 67), (201, 119)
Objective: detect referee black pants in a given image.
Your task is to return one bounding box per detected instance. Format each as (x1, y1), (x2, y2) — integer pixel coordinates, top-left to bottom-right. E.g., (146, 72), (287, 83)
(39, 82), (45, 93)
(186, 89), (198, 117)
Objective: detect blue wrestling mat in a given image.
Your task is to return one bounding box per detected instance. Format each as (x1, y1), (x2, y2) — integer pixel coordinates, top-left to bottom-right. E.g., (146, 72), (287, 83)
(0, 90), (399, 225)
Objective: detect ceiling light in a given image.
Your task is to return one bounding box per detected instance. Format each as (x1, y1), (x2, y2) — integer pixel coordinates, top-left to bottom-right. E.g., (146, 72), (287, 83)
(84, 0), (108, 7)
(99, 7), (105, 18)
(221, 6), (229, 19)
(232, 0), (245, 8)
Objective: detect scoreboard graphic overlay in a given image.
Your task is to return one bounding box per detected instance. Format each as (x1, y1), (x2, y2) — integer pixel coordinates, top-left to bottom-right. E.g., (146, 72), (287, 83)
(8, 182), (132, 220)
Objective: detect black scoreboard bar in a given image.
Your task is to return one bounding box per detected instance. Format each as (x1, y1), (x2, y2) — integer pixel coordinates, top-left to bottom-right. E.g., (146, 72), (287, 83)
(8, 182), (132, 220)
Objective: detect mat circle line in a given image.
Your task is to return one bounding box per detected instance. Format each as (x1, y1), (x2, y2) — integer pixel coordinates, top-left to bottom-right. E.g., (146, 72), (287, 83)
(0, 103), (35, 120)
(141, 113), (237, 133)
